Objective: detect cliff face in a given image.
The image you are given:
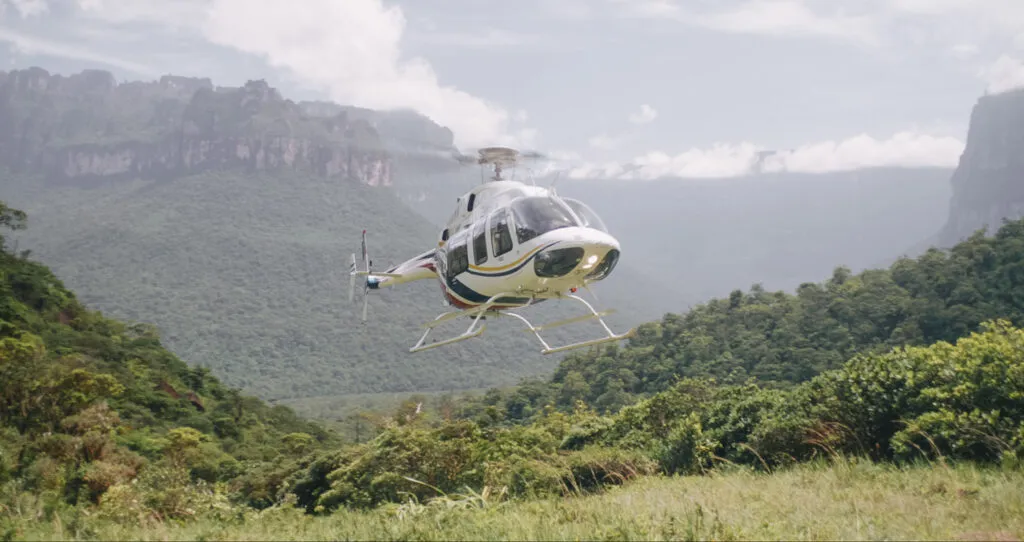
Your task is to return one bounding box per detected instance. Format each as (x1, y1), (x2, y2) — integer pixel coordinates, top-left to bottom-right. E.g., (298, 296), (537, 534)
(298, 100), (465, 218)
(0, 67), (395, 186)
(938, 88), (1024, 246)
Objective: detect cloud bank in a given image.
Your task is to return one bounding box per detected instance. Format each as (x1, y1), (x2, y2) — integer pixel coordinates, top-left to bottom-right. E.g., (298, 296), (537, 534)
(980, 55), (1024, 94)
(628, 104), (657, 124)
(566, 130), (965, 179)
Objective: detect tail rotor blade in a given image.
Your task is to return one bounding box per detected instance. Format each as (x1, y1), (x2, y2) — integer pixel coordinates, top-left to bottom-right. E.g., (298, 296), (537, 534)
(348, 253), (357, 303)
(362, 229), (370, 272)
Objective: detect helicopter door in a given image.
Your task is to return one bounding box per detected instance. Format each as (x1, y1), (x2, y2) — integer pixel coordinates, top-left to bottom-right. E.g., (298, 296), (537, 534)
(471, 219), (488, 265)
(489, 208), (515, 262)
(446, 229), (469, 281)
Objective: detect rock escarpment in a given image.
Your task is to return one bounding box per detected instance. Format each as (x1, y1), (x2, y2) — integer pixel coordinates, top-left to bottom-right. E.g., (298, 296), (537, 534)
(0, 67), (401, 185)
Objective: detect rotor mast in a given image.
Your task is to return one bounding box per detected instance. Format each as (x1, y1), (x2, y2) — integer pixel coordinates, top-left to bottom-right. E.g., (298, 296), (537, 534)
(476, 146), (519, 183)
(451, 146), (547, 184)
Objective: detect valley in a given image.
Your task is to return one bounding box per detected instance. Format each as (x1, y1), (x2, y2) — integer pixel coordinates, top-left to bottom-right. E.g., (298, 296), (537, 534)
(0, 67), (959, 407)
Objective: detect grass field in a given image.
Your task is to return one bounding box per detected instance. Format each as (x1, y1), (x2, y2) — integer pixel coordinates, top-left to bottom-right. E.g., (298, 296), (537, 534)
(9, 459), (1023, 541)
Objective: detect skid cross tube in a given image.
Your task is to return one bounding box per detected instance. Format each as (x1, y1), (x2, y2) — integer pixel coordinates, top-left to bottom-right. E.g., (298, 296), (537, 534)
(408, 292), (522, 353)
(505, 294), (635, 354)
(407, 292), (635, 355)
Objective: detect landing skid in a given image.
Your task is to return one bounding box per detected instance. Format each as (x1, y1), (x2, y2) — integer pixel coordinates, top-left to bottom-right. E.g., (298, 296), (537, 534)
(409, 293), (636, 355)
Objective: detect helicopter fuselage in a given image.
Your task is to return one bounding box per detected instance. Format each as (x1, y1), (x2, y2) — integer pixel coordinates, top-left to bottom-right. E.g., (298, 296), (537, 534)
(431, 180), (621, 309)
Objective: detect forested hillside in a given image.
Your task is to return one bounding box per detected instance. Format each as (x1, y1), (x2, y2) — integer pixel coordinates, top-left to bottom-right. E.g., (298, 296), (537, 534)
(0, 199), (336, 516)
(454, 217), (1024, 421)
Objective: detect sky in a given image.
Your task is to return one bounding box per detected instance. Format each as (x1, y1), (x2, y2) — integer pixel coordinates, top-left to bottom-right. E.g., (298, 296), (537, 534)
(2, 0), (1024, 179)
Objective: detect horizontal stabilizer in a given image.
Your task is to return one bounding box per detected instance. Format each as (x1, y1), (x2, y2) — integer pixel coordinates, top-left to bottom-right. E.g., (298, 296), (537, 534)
(353, 271), (405, 278)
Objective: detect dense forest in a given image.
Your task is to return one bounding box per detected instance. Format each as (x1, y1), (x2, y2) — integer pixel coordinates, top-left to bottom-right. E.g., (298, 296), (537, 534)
(0, 199), (339, 520)
(1, 196), (1023, 537)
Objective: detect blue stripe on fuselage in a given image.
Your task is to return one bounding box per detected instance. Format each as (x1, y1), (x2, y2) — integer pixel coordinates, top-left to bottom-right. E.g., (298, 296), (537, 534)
(444, 276), (532, 306)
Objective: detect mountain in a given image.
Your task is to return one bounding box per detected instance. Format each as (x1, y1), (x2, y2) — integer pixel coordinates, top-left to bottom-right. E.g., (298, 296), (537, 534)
(936, 88), (1024, 247)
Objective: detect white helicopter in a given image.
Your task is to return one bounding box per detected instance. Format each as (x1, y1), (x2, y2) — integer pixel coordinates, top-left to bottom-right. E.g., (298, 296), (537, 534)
(348, 146), (636, 355)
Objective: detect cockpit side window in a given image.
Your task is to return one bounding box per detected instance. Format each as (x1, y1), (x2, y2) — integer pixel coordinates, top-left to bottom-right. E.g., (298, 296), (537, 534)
(447, 231), (469, 278)
(510, 196), (580, 244)
(472, 220), (488, 264)
(467, 193), (476, 212)
(490, 209), (513, 257)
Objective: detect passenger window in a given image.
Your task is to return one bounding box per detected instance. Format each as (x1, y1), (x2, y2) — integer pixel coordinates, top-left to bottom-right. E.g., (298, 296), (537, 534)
(447, 234), (469, 278)
(472, 221), (488, 264)
(490, 209), (513, 257)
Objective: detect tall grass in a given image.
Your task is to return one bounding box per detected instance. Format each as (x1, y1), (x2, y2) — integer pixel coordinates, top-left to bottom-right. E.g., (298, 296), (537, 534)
(5, 459), (1022, 541)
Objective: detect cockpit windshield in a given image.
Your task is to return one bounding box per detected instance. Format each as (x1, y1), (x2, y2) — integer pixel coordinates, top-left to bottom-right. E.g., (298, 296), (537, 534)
(509, 196), (580, 244)
(562, 198), (608, 233)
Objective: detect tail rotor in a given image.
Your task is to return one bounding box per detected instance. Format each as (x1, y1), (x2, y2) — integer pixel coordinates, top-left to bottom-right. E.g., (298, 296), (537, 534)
(349, 230), (373, 322)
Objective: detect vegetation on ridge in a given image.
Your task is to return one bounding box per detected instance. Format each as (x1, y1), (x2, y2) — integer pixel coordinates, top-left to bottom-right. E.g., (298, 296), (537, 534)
(0, 199), (337, 518)
(463, 217), (1024, 422)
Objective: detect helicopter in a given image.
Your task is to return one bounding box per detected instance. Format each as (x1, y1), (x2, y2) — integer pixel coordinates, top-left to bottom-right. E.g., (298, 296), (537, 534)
(348, 146), (636, 355)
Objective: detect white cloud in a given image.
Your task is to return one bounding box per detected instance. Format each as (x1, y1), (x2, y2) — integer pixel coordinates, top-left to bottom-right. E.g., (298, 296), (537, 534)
(627, 103), (657, 124)
(75, 0), (207, 30)
(599, 0), (1024, 58)
(3, 0), (49, 18)
(588, 134), (624, 150)
(950, 43), (980, 58)
(197, 0), (530, 149)
(696, 1), (880, 47)
(607, 0), (681, 18)
(600, 0), (882, 46)
(565, 131), (965, 180)
(764, 131), (965, 173)
(414, 28), (542, 49)
(979, 55), (1024, 94)
(0, 27), (156, 74)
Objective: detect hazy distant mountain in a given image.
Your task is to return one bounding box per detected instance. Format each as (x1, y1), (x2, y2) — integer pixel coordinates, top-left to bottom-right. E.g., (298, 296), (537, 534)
(936, 88), (1024, 247)
(558, 168), (954, 305)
